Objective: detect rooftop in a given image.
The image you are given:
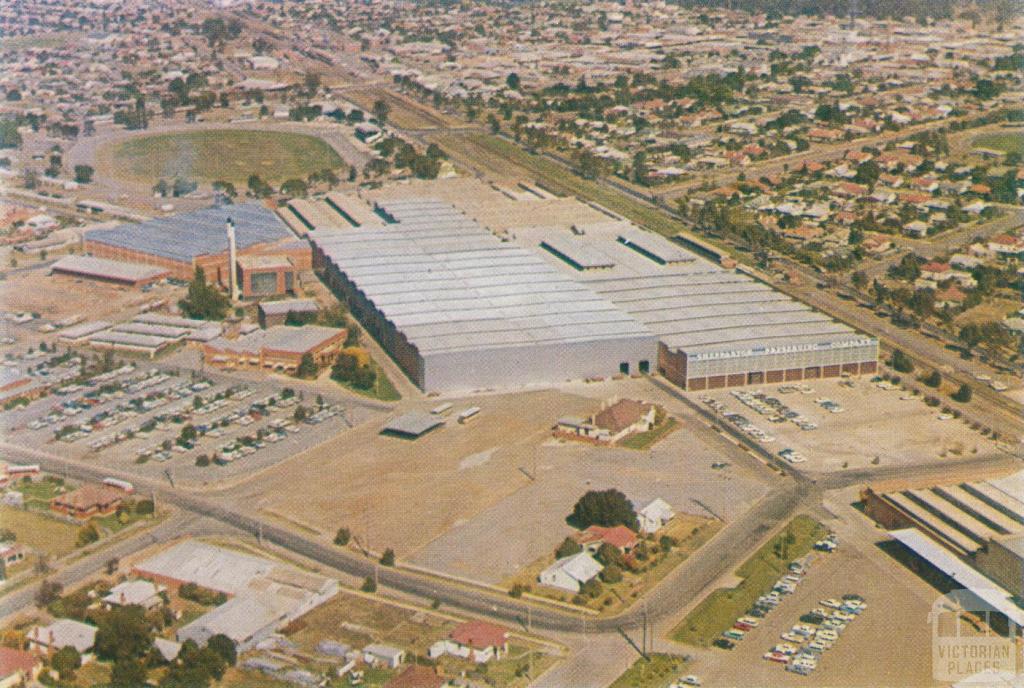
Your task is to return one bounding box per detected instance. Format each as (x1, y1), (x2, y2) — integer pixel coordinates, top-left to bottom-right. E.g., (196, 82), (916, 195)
(51, 254), (169, 283)
(85, 203), (291, 263)
(381, 412), (444, 438)
(311, 198), (655, 356)
(206, 325), (343, 355)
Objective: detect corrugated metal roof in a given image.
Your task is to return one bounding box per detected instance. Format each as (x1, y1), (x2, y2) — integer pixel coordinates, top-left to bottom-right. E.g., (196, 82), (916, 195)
(313, 199), (654, 356)
(51, 254), (168, 282)
(85, 203), (290, 263)
(888, 528), (1024, 627)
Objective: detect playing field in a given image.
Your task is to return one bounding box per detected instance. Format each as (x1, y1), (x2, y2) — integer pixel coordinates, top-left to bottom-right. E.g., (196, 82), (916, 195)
(104, 130), (344, 184)
(972, 131), (1024, 157)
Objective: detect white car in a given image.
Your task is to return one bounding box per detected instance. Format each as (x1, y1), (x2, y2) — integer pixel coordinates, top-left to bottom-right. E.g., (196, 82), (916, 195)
(820, 599), (843, 609)
(678, 677), (701, 687)
(781, 632), (804, 643)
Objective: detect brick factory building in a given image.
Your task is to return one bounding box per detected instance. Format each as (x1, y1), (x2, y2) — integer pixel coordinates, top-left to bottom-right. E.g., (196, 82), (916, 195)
(202, 325), (346, 373)
(83, 204), (311, 296)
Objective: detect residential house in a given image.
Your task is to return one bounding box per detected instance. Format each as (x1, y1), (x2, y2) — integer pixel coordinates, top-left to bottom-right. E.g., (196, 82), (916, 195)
(0, 543), (26, 571)
(538, 551), (603, 593)
(921, 262), (952, 281)
(50, 483), (125, 520)
(861, 235), (893, 255)
(384, 665), (447, 688)
(0, 647), (41, 688)
(429, 621), (509, 664)
(638, 498), (675, 535)
(27, 619), (97, 656)
(103, 580), (165, 609)
(575, 525), (639, 555)
(363, 644), (405, 669)
(903, 220), (929, 238)
(935, 286), (967, 309)
(988, 234), (1024, 260)
(555, 398), (656, 445)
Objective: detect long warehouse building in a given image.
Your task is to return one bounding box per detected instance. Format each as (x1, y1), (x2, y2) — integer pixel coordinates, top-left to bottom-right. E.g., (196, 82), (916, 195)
(312, 199), (658, 392)
(311, 194), (877, 393)
(518, 221), (879, 390)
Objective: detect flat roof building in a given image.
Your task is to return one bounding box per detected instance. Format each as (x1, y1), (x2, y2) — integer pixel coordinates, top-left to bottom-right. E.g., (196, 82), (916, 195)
(203, 325), (346, 373)
(312, 199), (658, 393)
(311, 188), (876, 393)
(50, 254), (170, 286)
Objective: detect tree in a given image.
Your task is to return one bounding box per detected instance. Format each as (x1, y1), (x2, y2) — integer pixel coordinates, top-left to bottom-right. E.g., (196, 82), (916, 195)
(52, 646), (81, 680)
(851, 270), (867, 290)
(923, 370), (942, 388)
(600, 564), (623, 584)
(110, 657), (148, 688)
(333, 527), (351, 546)
(891, 349), (914, 373)
(506, 72), (521, 90)
(372, 99), (390, 125)
(361, 576), (377, 593)
(569, 489), (639, 531)
(206, 634), (237, 666)
(280, 178), (308, 198)
(35, 579), (63, 607)
(595, 542), (624, 568)
(380, 548), (395, 566)
(94, 605), (153, 660)
(952, 384), (972, 403)
(295, 352), (317, 379)
(135, 499), (155, 515)
(74, 165), (94, 184)
(76, 522), (99, 547)
(555, 536), (582, 559)
(179, 266), (229, 321)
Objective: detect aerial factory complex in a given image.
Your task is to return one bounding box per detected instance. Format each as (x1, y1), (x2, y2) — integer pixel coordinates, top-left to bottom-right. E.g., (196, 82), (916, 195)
(0, 0), (1022, 687)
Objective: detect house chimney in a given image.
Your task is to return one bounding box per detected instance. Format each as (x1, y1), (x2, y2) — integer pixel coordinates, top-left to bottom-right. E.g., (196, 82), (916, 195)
(225, 217), (240, 301)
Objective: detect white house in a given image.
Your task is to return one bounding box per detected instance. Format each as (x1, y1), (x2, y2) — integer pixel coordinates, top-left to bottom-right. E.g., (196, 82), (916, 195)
(428, 621), (509, 664)
(27, 619), (97, 654)
(638, 498), (675, 535)
(103, 580), (165, 610)
(363, 644), (404, 668)
(538, 552), (603, 593)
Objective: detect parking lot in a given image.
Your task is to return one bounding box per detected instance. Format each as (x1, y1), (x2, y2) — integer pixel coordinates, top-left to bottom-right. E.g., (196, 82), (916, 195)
(689, 540), (942, 687)
(697, 378), (997, 472)
(0, 358), (380, 487)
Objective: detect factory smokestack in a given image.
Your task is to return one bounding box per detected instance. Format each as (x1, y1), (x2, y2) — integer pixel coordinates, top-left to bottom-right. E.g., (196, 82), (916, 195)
(226, 217), (239, 301)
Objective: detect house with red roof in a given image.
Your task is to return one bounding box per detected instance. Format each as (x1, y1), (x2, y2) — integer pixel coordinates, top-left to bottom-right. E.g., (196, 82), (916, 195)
(921, 262), (952, 281)
(555, 398), (657, 446)
(934, 286), (967, 309)
(429, 621), (509, 664)
(574, 524), (639, 555)
(0, 647), (41, 687)
(988, 234), (1024, 260)
(383, 664), (447, 688)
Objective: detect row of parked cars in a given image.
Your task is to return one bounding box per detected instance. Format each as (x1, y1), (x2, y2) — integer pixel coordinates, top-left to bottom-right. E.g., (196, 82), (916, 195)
(731, 390), (819, 431)
(63, 377), (217, 446)
(26, 365), (149, 430)
(713, 556), (814, 651)
(701, 396), (777, 443)
(765, 593), (868, 676)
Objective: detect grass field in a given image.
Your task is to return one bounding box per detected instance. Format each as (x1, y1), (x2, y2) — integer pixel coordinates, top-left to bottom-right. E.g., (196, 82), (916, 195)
(972, 132), (1024, 157)
(609, 653), (689, 688)
(0, 505), (80, 558)
(620, 415), (680, 450)
(105, 130), (344, 185)
(333, 358), (401, 402)
(671, 515), (827, 647)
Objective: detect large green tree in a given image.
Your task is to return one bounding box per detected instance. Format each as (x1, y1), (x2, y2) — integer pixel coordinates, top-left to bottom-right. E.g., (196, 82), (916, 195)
(179, 266), (230, 321)
(569, 489), (639, 531)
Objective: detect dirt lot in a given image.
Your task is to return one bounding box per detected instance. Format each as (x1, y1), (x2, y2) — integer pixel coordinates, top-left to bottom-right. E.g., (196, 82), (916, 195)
(700, 378), (997, 472)
(236, 383), (773, 571)
(1, 268), (184, 327)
